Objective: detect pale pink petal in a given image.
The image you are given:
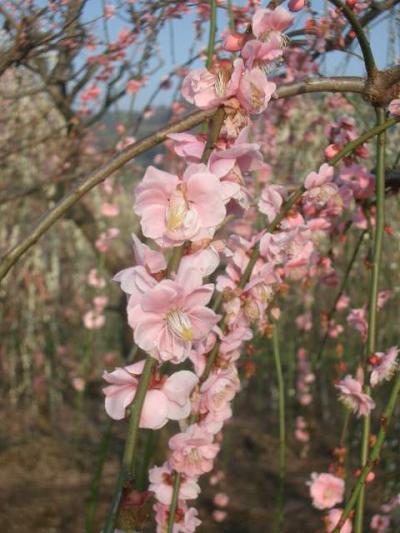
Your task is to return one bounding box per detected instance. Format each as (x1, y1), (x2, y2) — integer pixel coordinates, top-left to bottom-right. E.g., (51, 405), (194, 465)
(163, 370), (199, 405)
(104, 384), (136, 420)
(189, 306), (221, 340)
(141, 390), (169, 429)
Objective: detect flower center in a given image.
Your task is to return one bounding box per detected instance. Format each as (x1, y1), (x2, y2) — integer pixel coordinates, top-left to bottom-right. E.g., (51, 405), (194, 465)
(166, 189), (189, 231)
(213, 388), (228, 408)
(166, 309), (193, 341)
(249, 81), (264, 110)
(214, 69), (230, 97)
(186, 448), (201, 464)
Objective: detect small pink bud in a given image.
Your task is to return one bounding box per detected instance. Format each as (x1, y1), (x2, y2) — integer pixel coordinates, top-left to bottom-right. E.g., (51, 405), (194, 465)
(288, 0), (305, 11)
(222, 32), (247, 52)
(213, 510), (227, 522)
(325, 144), (340, 159)
(366, 472), (375, 483)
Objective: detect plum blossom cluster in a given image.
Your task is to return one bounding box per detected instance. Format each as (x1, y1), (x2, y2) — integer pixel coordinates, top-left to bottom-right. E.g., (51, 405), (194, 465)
(100, 6), (306, 530)
(99, 4), (398, 531)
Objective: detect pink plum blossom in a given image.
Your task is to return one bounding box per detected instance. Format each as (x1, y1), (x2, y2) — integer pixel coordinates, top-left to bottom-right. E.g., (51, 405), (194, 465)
(339, 165), (374, 199)
(336, 294), (350, 311)
(181, 59), (243, 109)
(294, 416), (310, 442)
(213, 492), (229, 507)
(169, 423), (220, 476)
(241, 37), (283, 69)
(167, 133), (206, 161)
(252, 6), (294, 44)
(370, 514), (391, 532)
(179, 246), (220, 278)
(288, 0), (306, 11)
(370, 346), (398, 387)
(87, 268), (106, 288)
(325, 508), (352, 533)
(83, 309), (105, 329)
(101, 201), (119, 217)
(129, 265), (220, 363)
(309, 473), (345, 510)
(80, 85), (101, 102)
(134, 164), (227, 247)
(377, 289), (392, 309)
(209, 126), (264, 174)
(116, 136), (136, 151)
(126, 77), (147, 94)
(103, 363), (198, 427)
(149, 463), (200, 505)
(236, 65), (276, 115)
(213, 510), (228, 522)
(222, 31), (248, 52)
(154, 501), (201, 533)
(335, 375), (375, 416)
(304, 164), (338, 207)
(199, 365), (241, 434)
(130, 233), (166, 274)
(258, 184), (285, 222)
(347, 307), (368, 341)
(296, 311), (312, 332)
(95, 227), (120, 252)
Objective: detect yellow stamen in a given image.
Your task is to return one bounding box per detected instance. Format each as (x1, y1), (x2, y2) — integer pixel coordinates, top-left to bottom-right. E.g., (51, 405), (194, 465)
(166, 309), (193, 341)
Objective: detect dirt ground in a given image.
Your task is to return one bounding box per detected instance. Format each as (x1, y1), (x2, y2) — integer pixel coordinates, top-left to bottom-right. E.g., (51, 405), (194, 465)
(0, 394), (384, 533)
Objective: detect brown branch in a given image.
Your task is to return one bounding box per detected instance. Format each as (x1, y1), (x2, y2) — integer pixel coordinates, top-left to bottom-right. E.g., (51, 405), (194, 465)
(0, 108), (216, 281)
(0, 76), (369, 282)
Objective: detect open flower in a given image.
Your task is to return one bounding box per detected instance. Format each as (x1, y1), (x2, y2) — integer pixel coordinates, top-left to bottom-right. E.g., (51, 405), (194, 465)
(241, 36), (283, 69)
(129, 265), (220, 363)
(304, 164), (338, 207)
(169, 424), (220, 477)
(370, 346), (398, 387)
(309, 473), (345, 510)
(154, 501), (201, 533)
(258, 184), (285, 222)
(335, 375), (375, 416)
(252, 6), (294, 44)
(347, 307), (368, 342)
(103, 362), (198, 427)
(149, 463), (200, 505)
(370, 513), (390, 532)
(236, 65), (276, 115)
(181, 59), (243, 109)
(134, 164), (227, 247)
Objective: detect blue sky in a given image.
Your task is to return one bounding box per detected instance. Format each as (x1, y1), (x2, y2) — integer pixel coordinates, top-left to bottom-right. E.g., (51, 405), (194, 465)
(80, 0), (396, 111)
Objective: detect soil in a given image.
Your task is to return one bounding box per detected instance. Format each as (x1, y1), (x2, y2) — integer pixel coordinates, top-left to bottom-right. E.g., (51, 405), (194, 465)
(0, 392), (384, 533)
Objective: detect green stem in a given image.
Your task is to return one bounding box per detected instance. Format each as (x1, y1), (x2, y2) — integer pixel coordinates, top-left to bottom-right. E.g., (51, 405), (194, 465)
(272, 324), (286, 532)
(227, 0), (235, 31)
(122, 356), (156, 473)
(103, 355), (156, 533)
(85, 419), (113, 533)
(167, 246), (183, 277)
(206, 0), (217, 70)
(354, 107), (386, 533)
(201, 107), (226, 163)
(333, 372), (400, 532)
(327, 0), (376, 77)
(167, 473), (182, 532)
